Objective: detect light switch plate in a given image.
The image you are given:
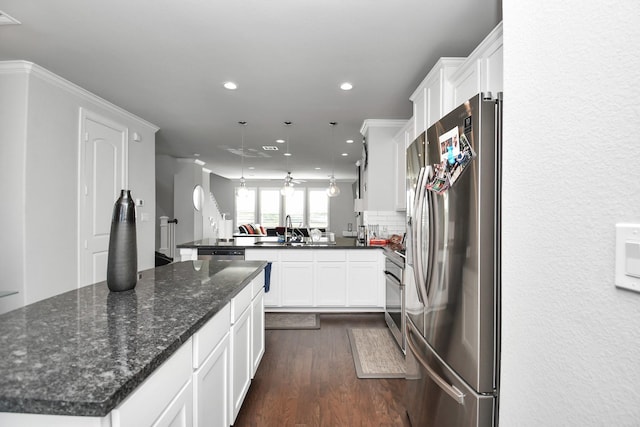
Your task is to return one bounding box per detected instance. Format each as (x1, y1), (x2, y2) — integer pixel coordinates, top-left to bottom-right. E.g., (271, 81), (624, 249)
(615, 223), (640, 293)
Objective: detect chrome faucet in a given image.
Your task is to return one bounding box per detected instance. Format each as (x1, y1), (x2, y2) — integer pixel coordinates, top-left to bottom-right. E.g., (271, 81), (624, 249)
(284, 215), (293, 243)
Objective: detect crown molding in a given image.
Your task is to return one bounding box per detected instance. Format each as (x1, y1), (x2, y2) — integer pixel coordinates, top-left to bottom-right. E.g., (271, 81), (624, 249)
(359, 119), (407, 136)
(0, 60), (159, 132)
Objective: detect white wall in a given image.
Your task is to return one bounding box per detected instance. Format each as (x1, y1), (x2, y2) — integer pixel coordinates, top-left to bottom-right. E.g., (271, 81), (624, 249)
(501, 2), (640, 425)
(0, 61), (157, 310)
(0, 71), (28, 314)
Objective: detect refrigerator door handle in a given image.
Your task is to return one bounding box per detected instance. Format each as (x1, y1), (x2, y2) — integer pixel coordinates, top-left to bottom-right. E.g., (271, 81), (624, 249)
(412, 167), (429, 305)
(406, 321), (465, 405)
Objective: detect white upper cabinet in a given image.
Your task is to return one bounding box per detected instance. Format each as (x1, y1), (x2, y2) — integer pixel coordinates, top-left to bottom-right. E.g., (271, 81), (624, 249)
(359, 120), (407, 212)
(450, 22), (503, 108)
(393, 118), (414, 212)
(410, 58), (466, 135)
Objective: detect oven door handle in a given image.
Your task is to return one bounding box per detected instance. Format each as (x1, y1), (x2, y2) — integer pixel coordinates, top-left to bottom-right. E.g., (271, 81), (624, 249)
(384, 270), (402, 284)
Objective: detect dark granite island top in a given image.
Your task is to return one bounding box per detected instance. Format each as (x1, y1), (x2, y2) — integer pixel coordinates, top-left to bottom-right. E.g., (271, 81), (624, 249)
(0, 260), (266, 417)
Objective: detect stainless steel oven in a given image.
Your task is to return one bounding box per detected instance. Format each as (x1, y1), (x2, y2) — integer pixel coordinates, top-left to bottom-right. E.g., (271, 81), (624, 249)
(384, 251), (405, 354)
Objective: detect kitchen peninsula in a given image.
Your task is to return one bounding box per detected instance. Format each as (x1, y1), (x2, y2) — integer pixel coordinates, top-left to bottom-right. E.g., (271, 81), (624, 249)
(0, 260), (267, 427)
(178, 237), (386, 312)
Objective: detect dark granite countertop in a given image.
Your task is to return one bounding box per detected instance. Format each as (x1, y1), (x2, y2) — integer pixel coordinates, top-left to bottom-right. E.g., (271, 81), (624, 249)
(0, 260), (266, 417)
(178, 236), (382, 250)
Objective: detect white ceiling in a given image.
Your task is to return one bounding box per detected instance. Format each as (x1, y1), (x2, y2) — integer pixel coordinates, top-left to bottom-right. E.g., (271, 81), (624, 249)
(0, 0), (501, 182)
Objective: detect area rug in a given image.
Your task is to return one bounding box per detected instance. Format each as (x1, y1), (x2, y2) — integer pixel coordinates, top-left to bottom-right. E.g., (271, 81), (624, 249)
(347, 328), (406, 379)
(265, 312), (320, 330)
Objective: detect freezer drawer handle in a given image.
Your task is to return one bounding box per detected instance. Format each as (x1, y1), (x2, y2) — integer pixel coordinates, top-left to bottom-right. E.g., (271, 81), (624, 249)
(406, 323), (465, 405)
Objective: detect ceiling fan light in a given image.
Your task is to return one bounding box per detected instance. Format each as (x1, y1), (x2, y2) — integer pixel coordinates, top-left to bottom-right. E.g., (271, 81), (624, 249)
(280, 181), (295, 197)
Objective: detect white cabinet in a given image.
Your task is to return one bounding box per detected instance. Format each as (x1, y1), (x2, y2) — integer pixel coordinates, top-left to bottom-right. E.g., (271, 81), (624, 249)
(393, 118), (414, 212)
(230, 285), (252, 424)
(411, 58), (465, 136)
(245, 249), (280, 307)
(246, 248), (383, 311)
(347, 251), (383, 307)
(153, 381), (194, 427)
(193, 335), (229, 427)
(112, 339), (193, 427)
(280, 250), (314, 307)
(315, 250), (347, 306)
(450, 23), (503, 109)
(359, 120), (407, 211)
(280, 262), (314, 306)
(192, 303), (231, 427)
(250, 272), (265, 378)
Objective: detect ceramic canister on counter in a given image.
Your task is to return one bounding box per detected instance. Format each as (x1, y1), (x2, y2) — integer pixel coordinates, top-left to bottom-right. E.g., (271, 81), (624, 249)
(106, 190), (138, 292)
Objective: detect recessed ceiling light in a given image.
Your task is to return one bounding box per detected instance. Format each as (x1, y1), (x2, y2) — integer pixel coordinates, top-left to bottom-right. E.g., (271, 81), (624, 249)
(284, 153), (292, 157)
(276, 139), (285, 144)
(193, 153), (200, 157)
(223, 81), (237, 90)
(341, 153), (348, 156)
(346, 139), (354, 144)
(315, 167), (321, 170)
(248, 166), (255, 170)
(340, 82), (353, 91)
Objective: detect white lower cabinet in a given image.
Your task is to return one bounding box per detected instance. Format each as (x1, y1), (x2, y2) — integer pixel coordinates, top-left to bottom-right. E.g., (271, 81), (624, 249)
(280, 261), (314, 306)
(245, 249), (383, 310)
(112, 339), (193, 427)
(315, 262), (347, 306)
(251, 288), (265, 378)
(230, 305), (252, 424)
(193, 334), (230, 427)
(154, 380), (194, 427)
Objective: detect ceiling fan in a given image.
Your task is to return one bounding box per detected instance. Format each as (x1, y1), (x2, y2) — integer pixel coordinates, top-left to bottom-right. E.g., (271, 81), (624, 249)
(284, 171), (306, 184)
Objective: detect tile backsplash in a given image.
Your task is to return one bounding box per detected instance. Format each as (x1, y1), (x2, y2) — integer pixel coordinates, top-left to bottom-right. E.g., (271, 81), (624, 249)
(363, 210), (406, 237)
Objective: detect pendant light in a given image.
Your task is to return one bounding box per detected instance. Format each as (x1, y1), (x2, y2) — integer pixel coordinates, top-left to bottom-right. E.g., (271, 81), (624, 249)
(327, 122), (341, 197)
(280, 121), (295, 197)
(236, 121), (249, 198)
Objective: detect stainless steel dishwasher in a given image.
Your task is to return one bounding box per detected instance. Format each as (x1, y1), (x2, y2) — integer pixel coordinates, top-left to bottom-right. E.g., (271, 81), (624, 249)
(197, 248), (245, 260)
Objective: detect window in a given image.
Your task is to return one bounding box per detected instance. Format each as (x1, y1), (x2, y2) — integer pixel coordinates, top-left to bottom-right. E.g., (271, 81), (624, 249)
(235, 185), (330, 230)
(308, 189), (329, 228)
(284, 189), (305, 227)
(235, 188), (256, 225)
(259, 189), (280, 228)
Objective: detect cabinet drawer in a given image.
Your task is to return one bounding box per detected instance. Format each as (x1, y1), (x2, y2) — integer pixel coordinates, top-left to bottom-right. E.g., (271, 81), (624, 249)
(252, 270), (265, 298)
(193, 303), (230, 369)
(315, 250), (346, 262)
(245, 249), (279, 262)
(280, 250), (313, 262)
(112, 338), (192, 427)
(347, 250), (380, 262)
(231, 284), (252, 324)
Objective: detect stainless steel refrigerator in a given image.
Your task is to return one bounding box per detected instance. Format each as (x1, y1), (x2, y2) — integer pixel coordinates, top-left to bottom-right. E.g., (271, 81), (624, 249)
(405, 93), (502, 426)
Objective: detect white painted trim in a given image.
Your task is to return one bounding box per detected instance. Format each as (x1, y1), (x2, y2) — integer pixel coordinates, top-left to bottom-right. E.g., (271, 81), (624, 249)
(409, 57), (466, 101)
(0, 60), (159, 132)
(450, 21), (503, 84)
(359, 119), (407, 136)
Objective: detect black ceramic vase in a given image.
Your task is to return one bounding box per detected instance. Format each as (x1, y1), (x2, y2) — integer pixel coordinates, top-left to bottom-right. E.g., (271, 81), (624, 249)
(107, 190), (138, 292)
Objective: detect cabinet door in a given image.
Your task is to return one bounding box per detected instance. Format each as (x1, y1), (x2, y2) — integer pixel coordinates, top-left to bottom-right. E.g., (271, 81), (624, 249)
(153, 379), (194, 427)
(245, 249), (280, 307)
(193, 334), (230, 427)
(347, 262), (380, 307)
(112, 339), (192, 427)
(280, 262), (314, 306)
(394, 133), (407, 212)
(230, 306), (251, 424)
(315, 262), (347, 306)
(251, 290), (265, 378)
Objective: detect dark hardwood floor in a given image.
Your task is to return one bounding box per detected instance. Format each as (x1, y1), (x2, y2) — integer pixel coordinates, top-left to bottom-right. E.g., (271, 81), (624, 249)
(234, 313), (411, 427)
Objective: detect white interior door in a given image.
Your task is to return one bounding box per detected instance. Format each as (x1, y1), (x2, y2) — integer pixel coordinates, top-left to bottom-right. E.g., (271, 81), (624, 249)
(79, 109), (128, 287)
